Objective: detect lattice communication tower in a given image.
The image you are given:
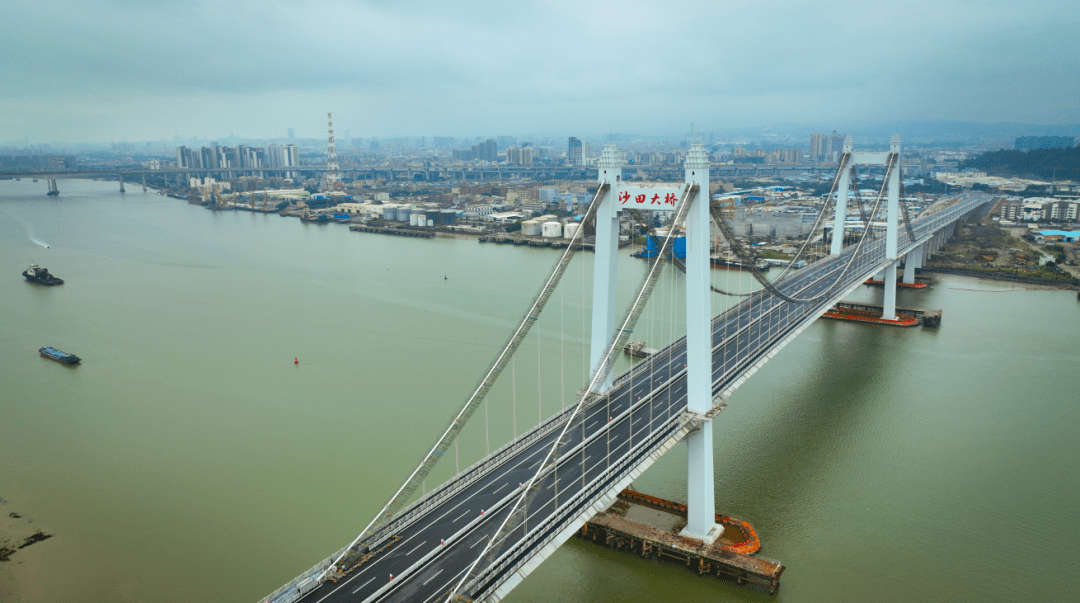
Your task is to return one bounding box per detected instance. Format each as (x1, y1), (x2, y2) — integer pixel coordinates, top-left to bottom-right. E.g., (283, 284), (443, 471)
(324, 112), (343, 193)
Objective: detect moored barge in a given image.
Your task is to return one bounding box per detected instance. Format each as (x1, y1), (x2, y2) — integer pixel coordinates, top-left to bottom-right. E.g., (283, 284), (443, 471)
(39, 347), (81, 365)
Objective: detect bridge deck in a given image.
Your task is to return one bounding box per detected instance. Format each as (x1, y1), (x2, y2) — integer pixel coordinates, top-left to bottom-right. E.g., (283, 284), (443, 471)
(268, 194), (990, 603)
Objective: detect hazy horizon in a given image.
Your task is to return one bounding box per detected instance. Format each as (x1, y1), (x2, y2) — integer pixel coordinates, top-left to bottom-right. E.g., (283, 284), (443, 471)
(3, 0), (1078, 144)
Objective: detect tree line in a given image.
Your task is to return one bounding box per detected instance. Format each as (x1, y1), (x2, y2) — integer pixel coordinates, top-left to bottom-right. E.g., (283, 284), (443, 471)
(961, 146), (1080, 180)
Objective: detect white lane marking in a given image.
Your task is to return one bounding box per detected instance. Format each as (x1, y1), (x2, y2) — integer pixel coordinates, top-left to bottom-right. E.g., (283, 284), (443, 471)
(421, 566), (471, 603)
(586, 419), (598, 429)
(422, 568), (444, 586)
(470, 537), (486, 549)
(352, 575), (377, 594)
(633, 416), (644, 426)
(490, 482), (508, 495)
(404, 540), (426, 557)
(452, 510), (471, 523)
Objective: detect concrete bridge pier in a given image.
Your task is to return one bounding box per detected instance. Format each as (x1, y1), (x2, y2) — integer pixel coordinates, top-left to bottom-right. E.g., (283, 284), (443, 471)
(882, 261), (899, 320)
(829, 137), (854, 256)
(119, 174), (125, 193)
(903, 244), (924, 284)
(681, 144), (723, 545)
(142, 174), (147, 192)
(881, 135), (901, 320)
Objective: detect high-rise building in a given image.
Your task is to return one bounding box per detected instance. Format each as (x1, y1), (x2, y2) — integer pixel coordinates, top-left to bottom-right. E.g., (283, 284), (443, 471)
(521, 144), (533, 166)
(823, 131), (846, 162)
(451, 138), (498, 162)
(810, 133), (824, 160)
(568, 137), (583, 166)
(506, 146), (521, 164)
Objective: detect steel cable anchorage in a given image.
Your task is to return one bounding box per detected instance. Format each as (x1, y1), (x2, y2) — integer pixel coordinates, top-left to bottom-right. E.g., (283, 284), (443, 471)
(449, 185), (699, 602)
(319, 183), (610, 581)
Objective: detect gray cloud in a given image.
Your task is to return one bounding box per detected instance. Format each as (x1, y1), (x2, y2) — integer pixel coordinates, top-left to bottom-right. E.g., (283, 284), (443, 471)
(2, 0), (1077, 142)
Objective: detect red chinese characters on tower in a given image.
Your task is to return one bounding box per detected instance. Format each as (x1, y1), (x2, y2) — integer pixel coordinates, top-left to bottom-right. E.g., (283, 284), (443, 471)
(664, 193), (678, 206)
(634, 194), (646, 204)
(618, 191), (630, 204)
(650, 194), (661, 204)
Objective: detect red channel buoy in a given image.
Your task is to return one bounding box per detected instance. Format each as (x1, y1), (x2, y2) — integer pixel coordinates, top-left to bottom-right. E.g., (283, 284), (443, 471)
(294, 357), (299, 365)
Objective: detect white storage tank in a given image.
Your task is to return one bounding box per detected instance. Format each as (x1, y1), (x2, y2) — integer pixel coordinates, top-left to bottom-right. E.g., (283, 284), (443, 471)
(521, 219), (542, 236)
(563, 223), (581, 239)
(542, 221), (562, 238)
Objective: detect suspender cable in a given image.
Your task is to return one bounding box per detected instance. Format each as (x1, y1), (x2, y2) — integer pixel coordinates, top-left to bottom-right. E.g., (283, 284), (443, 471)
(320, 184), (609, 580)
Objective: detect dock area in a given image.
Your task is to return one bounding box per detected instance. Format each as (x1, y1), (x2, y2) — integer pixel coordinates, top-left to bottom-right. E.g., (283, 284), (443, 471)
(822, 301), (942, 327)
(577, 489), (783, 594)
(478, 233), (633, 250)
(349, 224), (435, 238)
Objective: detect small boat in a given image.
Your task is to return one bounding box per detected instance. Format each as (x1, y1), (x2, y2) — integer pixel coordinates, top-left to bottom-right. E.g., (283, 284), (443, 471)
(39, 346), (81, 365)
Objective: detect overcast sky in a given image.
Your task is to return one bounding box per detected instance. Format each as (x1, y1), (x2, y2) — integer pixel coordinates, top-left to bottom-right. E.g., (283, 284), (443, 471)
(2, 0), (1077, 143)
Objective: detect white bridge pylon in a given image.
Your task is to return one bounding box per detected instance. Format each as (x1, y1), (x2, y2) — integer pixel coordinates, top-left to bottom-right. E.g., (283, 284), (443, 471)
(830, 134), (908, 320)
(590, 143), (723, 544)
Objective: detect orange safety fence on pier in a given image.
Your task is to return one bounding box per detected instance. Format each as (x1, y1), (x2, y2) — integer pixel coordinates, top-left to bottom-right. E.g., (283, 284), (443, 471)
(617, 489), (761, 555)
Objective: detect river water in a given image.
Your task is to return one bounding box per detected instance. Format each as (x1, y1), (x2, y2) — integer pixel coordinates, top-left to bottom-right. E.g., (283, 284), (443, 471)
(1, 179), (1076, 603)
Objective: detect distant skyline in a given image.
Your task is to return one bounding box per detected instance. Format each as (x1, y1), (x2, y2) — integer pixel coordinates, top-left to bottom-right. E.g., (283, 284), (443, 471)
(3, 0), (1078, 144)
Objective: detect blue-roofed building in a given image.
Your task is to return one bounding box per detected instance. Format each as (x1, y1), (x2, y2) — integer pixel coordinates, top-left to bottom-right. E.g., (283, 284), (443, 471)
(1037, 230), (1080, 243)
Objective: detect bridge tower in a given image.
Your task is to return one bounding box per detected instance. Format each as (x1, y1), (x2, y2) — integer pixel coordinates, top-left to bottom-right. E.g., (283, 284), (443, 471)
(681, 144), (723, 543)
(590, 145), (622, 392)
(591, 143), (723, 544)
(828, 134), (905, 320)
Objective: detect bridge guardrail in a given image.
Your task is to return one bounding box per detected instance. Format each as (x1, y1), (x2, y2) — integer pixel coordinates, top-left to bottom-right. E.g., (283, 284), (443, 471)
(470, 416), (691, 600)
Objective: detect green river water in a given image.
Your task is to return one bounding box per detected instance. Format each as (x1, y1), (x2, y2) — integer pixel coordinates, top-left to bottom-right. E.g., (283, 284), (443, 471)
(1, 179), (1076, 603)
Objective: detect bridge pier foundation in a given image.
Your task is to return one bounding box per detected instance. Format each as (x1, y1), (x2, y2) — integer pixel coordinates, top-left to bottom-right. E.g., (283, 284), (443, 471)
(119, 173), (125, 193)
(882, 262), (898, 320)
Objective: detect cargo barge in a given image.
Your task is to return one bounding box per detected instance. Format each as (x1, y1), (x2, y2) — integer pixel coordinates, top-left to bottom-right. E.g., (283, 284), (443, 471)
(711, 257), (772, 272)
(577, 489), (783, 594)
(865, 274), (931, 289)
(39, 347), (80, 365)
(821, 301), (941, 327)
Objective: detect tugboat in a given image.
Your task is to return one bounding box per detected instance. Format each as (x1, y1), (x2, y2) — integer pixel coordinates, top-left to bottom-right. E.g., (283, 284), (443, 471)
(39, 346), (81, 365)
(22, 262), (64, 285)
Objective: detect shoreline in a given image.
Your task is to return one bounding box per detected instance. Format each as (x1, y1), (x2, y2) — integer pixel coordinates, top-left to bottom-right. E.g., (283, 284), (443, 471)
(920, 266), (1078, 289)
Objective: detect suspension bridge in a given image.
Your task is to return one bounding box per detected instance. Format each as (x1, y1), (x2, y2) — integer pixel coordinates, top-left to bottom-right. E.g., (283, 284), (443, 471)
(260, 137), (991, 603)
